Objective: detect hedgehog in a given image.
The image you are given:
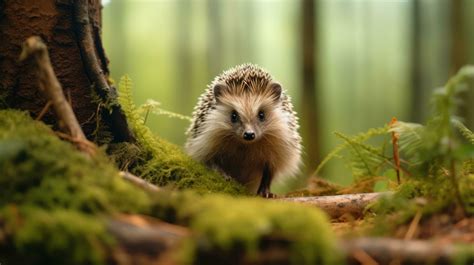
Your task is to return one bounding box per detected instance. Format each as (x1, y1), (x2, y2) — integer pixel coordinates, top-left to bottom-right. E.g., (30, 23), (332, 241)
(185, 64), (302, 197)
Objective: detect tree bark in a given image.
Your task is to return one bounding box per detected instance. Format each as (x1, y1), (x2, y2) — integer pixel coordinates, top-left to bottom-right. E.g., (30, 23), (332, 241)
(0, 0), (133, 143)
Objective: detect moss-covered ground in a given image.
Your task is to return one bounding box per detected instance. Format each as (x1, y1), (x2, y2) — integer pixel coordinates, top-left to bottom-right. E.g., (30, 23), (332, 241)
(0, 110), (337, 265)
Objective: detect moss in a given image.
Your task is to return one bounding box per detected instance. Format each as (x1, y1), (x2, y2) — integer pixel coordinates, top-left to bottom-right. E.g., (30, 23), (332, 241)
(115, 76), (248, 195)
(149, 191), (338, 265)
(0, 110), (151, 213)
(0, 109), (337, 265)
(1, 206), (112, 265)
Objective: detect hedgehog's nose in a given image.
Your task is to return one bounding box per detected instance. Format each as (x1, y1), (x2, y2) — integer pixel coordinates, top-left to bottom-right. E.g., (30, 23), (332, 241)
(243, 131), (255, 141)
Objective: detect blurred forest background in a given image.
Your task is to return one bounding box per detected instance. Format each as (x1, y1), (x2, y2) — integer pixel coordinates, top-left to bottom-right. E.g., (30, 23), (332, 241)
(102, 0), (474, 189)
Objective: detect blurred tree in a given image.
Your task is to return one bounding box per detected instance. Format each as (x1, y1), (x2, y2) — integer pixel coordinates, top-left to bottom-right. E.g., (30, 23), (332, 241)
(206, 0), (223, 76)
(300, 0), (321, 174)
(450, 0), (467, 73)
(106, 0), (128, 79)
(411, 0), (423, 123)
(450, 0), (473, 127)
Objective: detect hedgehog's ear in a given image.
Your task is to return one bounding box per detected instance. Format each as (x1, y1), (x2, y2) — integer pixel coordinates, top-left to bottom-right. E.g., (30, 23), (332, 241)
(213, 83), (228, 102)
(269, 82), (282, 101)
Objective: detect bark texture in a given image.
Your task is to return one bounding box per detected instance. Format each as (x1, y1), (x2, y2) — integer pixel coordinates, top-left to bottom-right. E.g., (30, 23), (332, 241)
(0, 0), (132, 142)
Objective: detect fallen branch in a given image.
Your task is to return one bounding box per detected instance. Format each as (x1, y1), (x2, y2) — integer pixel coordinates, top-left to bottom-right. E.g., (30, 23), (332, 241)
(277, 192), (389, 220)
(20, 36), (96, 156)
(340, 237), (470, 265)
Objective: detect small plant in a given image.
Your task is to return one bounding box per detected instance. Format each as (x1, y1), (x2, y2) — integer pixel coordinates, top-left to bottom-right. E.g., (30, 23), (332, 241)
(137, 99), (192, 124)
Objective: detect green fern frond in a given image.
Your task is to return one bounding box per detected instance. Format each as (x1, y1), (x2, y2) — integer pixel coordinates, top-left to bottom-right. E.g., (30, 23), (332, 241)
(118, 75), (159, 152)
(118, 75), (144, 124)
(313, 126), (389, 176)
(453, 119), (474, 144)
(430, 65), (474, 140)
(335, 132), (387, 179)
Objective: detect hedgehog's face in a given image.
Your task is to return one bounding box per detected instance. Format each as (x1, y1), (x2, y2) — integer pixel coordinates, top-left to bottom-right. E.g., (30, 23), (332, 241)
(211, 82), (282, 144)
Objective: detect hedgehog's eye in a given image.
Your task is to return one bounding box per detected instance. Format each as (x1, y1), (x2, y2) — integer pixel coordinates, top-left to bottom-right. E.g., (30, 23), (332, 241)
(258, 110), (265, 122)
(231, 111), (239, 123)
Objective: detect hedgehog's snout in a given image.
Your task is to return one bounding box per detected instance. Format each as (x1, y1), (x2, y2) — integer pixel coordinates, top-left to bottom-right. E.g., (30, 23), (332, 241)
(243, 131), (256, 141)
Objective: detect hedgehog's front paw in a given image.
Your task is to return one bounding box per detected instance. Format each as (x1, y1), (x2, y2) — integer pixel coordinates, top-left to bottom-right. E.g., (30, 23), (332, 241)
(257, 190), (277, 199)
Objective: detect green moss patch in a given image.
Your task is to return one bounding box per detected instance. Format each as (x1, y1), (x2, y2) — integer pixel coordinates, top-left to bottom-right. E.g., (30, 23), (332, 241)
(0, 110), (151, 213)
(0, 110), (150, 264)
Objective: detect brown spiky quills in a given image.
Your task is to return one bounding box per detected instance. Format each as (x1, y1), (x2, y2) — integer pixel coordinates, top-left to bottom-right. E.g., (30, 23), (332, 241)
(186, 64), (302, 196)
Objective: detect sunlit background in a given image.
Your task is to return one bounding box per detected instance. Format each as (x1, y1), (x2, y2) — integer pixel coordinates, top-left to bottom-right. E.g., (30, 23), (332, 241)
(103, 0), (474, 189)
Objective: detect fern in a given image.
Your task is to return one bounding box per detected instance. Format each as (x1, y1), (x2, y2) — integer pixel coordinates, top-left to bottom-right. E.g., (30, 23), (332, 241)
(334, 132), (389, 180)
(427, 65), (474, 153)
(118, 75), (144, 125)
(387, 66), (474, 172)
(118, 76), (159, 152)
(453, 119), (474, 144)
(313, 126), (389, 176)
(389, 121), (424, 165)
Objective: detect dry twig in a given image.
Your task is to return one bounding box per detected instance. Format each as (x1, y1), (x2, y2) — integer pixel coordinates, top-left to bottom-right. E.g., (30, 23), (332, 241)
(20, 36), (96, 155)
(389, 117), (401, 184)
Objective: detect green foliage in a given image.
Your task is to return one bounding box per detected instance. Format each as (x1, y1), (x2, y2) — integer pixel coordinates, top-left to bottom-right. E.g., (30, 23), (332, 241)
(116, 75), (247, 195)
(313, 126), (389, 177)
(315, 66), (474, 229)
(364, 66), (474, 235)
(393, 66), (474, 172)
(454, 119), (474, 144)
(334, 131), (391, 180)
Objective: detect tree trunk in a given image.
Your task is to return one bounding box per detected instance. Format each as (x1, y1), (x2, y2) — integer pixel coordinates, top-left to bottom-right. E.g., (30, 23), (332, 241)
(0, 0), (133, 143)
(300, 0), (321, 174)
(450, 0), (474, 129)
(410, 0), (423, 124)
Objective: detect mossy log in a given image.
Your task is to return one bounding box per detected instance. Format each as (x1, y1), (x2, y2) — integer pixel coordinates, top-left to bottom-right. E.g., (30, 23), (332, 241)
(277, 192), (388, 220)
(104, 215), (472, 265)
